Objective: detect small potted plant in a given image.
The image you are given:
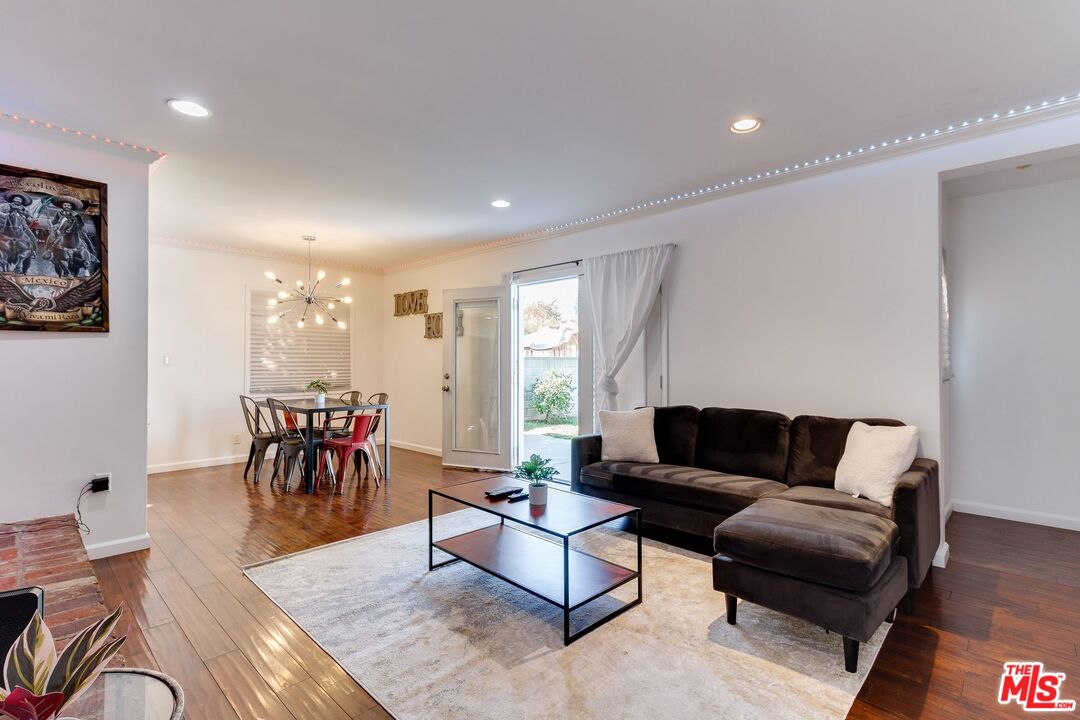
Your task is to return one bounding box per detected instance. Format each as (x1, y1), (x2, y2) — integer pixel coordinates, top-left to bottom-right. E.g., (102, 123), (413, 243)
(307, 378), (330, 407)
(513, 453), (559, 506)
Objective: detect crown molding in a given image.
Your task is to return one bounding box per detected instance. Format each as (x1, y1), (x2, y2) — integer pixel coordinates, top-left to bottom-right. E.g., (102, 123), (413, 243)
(150, 236), (383, 274)
(384, 94), (1080, 274)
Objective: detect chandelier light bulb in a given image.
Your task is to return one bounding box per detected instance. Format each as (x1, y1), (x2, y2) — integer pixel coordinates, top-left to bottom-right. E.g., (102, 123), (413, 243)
(327, 302), (336, 310)
(267, 298), (277, 306)
(341, 278), (351, 286)
(296, 280), (304, 288)
(296, 319), (305, 329)
(267, 315), (279, 325)
(337, 320), (347, 330)
(277, 290), (288, 300)
(315, 313), (324, 325)
(317, 270), (326, 281)
(342, 296), (352, 304)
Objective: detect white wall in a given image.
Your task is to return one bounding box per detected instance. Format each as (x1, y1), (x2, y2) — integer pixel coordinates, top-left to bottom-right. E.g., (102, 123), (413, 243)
(945, 175), (1080, 530)
(0, 127), (150, 559)
(383, 112), (1080, 533)
(147, 242), (383, 472)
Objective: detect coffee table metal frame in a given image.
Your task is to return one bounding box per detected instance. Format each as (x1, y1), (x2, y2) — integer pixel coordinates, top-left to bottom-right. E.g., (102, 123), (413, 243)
(428, 481), (642, 645)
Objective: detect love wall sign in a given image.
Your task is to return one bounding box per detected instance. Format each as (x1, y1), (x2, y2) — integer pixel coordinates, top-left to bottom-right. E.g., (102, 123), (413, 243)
(393, 289), (428, 316)
(393, 288), (441, 339)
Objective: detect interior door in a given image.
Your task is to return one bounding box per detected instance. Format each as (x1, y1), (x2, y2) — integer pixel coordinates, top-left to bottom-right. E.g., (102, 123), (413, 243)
(442, 286), (512, 470)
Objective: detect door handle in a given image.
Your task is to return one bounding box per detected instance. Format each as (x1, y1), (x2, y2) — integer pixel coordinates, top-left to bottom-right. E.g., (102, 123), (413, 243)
(442, 385), (450, 392)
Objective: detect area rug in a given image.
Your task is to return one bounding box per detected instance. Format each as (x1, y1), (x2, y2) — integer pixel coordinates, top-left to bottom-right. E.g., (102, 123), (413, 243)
(245, 510), (889, 719)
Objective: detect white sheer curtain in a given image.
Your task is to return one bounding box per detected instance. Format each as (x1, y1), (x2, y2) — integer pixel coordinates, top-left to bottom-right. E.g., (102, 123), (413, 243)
(583, 243), (674, 411)
(941, 247), (953, 381)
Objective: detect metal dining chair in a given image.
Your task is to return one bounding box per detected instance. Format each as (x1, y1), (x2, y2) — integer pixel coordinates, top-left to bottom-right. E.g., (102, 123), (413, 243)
(265, 397), (319, 491)
(239, 395), (278, 484)
(358, 392), (388, 482)
(318, 413), (378, 492)
(330, 390), (363, 438)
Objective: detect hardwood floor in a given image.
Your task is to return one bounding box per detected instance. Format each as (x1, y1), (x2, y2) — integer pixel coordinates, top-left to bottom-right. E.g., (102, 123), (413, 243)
(94, 449), (498, 720)
(93, 450), (1079, 719)
(850, 513), (1080, 719)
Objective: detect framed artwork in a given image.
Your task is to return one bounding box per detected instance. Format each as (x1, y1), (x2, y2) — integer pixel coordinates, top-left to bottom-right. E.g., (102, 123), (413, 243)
(0, 163), (108, 332)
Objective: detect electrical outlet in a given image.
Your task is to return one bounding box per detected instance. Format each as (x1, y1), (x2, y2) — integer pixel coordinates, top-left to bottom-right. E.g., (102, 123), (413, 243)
(232, 432), (243, 444)
(91, 473), (111, 493)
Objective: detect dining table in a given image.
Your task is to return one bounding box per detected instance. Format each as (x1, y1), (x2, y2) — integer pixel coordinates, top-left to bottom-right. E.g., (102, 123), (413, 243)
(256, 398), (390, 494)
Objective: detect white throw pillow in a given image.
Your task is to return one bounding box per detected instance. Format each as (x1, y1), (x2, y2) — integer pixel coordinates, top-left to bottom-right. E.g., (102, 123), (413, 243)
(834, 422), (919, 508)
(599, 408), (659, 463)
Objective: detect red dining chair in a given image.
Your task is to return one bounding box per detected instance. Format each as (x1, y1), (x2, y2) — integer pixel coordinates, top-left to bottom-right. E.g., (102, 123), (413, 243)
(318, 413), (378, 493)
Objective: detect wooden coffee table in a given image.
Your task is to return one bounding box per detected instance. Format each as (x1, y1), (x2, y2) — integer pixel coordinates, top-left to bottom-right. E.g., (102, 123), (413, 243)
(429, 477), (642, 644)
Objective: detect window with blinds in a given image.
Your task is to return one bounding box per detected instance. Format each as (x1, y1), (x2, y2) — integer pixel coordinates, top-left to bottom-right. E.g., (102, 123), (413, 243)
(247, 289), (352, 396)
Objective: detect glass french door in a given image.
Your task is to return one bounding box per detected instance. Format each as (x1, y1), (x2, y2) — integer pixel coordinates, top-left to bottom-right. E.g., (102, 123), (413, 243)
(511, 266), (593, 481)
(442, 286), (512, 470)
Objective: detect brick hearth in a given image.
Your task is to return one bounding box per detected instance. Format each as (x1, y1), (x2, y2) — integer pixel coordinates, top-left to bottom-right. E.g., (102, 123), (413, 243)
(0, 514), (111, 644)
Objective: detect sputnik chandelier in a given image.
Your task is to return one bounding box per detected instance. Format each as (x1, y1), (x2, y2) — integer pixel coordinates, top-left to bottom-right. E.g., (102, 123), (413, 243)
(264, 235), (351, 329)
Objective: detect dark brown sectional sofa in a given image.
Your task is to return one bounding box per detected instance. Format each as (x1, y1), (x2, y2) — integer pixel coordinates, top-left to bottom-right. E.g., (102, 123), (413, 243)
(570, 405), (941, 671)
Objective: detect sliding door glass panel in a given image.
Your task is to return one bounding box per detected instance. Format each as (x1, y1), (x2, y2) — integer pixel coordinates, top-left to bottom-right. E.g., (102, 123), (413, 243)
(453, 299), (501, 453)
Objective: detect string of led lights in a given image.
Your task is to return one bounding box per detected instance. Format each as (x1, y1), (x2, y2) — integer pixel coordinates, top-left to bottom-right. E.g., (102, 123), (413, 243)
(535, 92), (1080, 234)
(0, 109), (167, 158)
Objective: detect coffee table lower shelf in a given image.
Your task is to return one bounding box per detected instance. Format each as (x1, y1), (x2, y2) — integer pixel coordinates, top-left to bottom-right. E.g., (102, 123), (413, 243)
(431, 522), (641, 644)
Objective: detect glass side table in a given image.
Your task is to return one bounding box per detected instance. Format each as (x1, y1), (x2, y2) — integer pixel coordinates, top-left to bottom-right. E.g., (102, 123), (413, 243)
(60, 668), (184, 720)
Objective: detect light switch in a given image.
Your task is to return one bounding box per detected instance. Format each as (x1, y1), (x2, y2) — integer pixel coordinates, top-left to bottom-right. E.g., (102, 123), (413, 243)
(163, 355), (172, 366)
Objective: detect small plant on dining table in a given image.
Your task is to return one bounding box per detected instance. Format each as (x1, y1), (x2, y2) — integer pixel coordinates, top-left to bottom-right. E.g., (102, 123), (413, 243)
(513, 454), (559, 486)
(306, 379), (330, 395)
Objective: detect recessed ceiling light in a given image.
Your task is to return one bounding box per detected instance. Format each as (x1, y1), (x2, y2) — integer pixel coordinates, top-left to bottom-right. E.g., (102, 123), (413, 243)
(167, 99), (210, 118)
(730, 117), (763, 134)
(491, 199), (511, 208)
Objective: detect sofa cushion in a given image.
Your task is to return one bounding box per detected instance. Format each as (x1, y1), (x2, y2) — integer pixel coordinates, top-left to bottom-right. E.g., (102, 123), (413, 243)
(713, 498), (899, 592)
(785, 415), (903, 487)
(774, 485), (892, 519)
(579, 460), (625, 490)
(580, 462), (786, 516)
(693, 408), (790, 481)
(652, 405), (700, 466)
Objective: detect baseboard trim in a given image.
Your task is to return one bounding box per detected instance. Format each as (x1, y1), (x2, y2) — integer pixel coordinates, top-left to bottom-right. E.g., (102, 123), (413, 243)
(148, 453), (249, 474)
(148, 442), (441, 473)
(950, 499), (1080, 532)
(85, 532), (151, 560)
(942, 500), (954, 525)
(389, 440), (441, 456)
(932, 541), (950, 568)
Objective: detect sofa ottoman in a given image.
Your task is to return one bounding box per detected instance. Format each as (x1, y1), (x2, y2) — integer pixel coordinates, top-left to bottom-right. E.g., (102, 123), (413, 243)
(712, 498), (908, 672)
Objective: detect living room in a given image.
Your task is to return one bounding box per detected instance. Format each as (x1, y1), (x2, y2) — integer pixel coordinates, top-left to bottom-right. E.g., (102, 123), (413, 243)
(1, 2), (1078, 719)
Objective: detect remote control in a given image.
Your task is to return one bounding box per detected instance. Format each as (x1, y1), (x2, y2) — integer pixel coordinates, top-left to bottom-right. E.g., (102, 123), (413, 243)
(507, 492), (529, 503)
(484, 486), (522, 499)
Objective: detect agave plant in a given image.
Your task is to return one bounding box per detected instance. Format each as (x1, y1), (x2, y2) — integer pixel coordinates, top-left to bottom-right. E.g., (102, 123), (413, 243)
(0, 607), (125, 720)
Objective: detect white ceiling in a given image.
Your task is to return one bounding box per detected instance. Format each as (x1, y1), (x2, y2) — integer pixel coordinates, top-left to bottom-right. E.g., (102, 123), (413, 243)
(5, 1), (1080, 268)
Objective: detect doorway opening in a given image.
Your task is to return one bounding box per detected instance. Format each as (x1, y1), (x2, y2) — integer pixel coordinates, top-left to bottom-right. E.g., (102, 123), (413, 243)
(514, 272), (591, 481)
